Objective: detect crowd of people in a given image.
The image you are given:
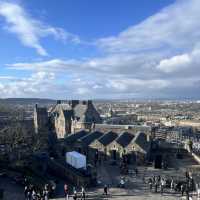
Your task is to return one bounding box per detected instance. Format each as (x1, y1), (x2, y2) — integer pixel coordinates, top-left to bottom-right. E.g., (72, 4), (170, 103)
(63, 183), (110, 200)
(64, 184), (86, 200)
(24, 181), (52, 200)
(147, 171), (197, 199)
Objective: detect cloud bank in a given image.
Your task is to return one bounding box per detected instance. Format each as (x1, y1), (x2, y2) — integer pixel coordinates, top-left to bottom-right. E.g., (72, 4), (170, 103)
(1, 0), (200, 99)
(0, 1), (81, 56)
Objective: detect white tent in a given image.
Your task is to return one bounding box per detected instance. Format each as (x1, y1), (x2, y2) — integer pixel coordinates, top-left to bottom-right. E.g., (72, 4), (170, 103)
(66, 151), (86, 169)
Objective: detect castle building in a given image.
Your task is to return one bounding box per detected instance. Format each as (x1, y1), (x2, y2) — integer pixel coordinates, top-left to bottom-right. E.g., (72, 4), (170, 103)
(33, 104), (49, 134)
(63, 130), (151, 165)
(46, 100), (102, 139)
(54, 109), (73, 138)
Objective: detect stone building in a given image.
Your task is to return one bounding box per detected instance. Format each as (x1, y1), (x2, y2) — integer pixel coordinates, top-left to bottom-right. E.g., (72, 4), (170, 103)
(64, 129), (151, 165)
(106, 132), (135, 162)
(90, 131), (119, 158)
(49, 100), (102, 138)
(130, 132), (151, 163)
(76, 131), (104, 159)
(93, 123), (151, 134)
(101, 131), (150, 164)
(54, 109), (73, 138)
(71, 100), (102, 133)
(34, 104), (49, 134)
(61, 130), (89, 155)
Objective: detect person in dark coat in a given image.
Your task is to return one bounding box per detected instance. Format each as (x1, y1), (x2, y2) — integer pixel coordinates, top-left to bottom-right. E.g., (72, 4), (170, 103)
(27, 190), (32, 200)
(148, 178), (153, 191)
(73, 190), (77, 200)
(185, 184), (190, 200)
(24, 186), (28, 199)
(104, 185), (108, 195)
(64, 183), (68, 200)
(154, 178), (158, 193)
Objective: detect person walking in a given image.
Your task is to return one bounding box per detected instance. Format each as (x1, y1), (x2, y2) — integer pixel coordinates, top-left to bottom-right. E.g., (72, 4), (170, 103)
(197, 183), (200, 199)
(181, 184), (185, 196)
(27, 190), (32, 200)
(81, 186), (86, 200)
(170, 178), (174, 192)
(160, 178), (165, 194)
(135, 168), (138, 177)
(24, 185), (28, 200)
(32, 189), (37, 200)
(73, 189), (77, 200)
(148, 178), (153, 191)
(104, 185), (108, 196)
(154, 178), (158, 193)
(64, 183), (69, 200)
(186, 184), (190, 200)
(157, 175), (161, 183)
(43, 188), (49, 200)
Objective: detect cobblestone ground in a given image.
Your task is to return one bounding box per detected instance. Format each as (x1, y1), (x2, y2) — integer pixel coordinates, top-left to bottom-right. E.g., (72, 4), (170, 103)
(52, 153), (199, 200)
(0, 177), (24, 200)
(1, 153), (199, 200)
(52, 166), (198, 200)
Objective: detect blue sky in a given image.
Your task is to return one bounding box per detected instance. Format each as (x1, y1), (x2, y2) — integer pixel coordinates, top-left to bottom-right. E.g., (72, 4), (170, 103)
(0, 0), (200, 99)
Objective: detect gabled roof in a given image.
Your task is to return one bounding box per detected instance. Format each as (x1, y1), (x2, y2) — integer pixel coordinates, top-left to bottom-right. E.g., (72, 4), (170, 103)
(73, 104), (88, 122)
(65, 130), (89, 143)
(49, 101), (101, 123)
(132, 132), (149, 153)
(36, 107), (47, 114)
(63, 110), (73, 119)
(116, 132), (135, 148)
(98, 131), (118, 146)
(78, 131), (104, 146)
(49, 103), (71, 114)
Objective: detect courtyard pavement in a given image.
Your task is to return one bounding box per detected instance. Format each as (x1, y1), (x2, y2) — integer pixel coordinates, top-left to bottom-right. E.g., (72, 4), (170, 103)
(1, 152), (200, 200)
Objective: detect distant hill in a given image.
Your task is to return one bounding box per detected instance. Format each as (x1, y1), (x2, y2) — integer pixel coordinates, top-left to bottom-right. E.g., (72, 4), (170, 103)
(0, 98), (56, 106)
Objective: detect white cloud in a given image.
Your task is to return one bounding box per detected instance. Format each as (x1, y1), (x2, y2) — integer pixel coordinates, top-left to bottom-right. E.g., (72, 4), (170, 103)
(0, 71), (57, 97)
(7, 59), (82, 71)
(0, 75), (17, 80)
(76, 87), (90, 95)
(2, 0), (200, 99)
(157, 46), (200, 74)
(107, 78), (169, 91)
(97, 0), (200, 53)
(0, 2), (81, 56)
(157, 54), (191, 73)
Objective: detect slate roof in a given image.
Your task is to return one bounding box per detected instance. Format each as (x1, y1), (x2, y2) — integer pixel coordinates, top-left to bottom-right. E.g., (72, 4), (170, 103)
(49, 103), (71, 114)
(49, 101), (101, 123)
(37, 107), (47, 114)
(73, 104), (88, 122)
(78, 131), (104, 146)
(63, 110), (73, 119)
(65, 130), (89, 143)
(116, 132), (135, 148)
(98, 131), (118, 146)
(132, 132), (149, 153)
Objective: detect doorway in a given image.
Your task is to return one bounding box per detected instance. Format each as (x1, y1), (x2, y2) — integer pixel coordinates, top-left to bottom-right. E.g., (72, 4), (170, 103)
(154, 155), (162, 169)
(111, 150), (117, 160)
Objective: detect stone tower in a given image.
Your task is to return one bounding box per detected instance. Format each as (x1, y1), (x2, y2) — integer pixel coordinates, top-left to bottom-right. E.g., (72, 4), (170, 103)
(34, 104), (49, 134)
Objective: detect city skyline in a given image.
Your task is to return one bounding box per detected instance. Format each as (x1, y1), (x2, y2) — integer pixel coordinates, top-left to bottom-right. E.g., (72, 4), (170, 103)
(0, 0), (200, 99)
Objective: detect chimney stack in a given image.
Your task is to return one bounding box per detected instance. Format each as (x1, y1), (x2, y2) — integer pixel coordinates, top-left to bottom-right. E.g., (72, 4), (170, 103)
(57, 100), (61, 104)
